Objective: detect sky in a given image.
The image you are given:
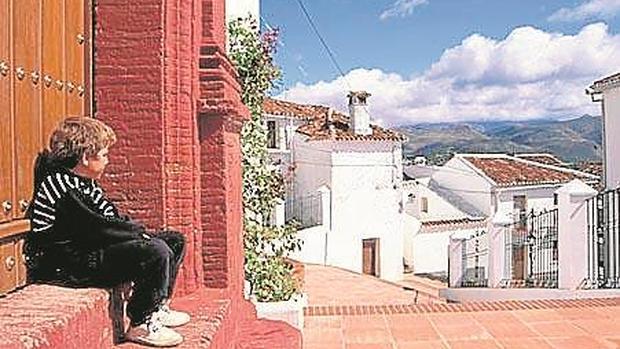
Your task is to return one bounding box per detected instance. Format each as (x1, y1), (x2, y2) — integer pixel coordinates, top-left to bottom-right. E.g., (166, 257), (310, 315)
(261, 0), (620, 126)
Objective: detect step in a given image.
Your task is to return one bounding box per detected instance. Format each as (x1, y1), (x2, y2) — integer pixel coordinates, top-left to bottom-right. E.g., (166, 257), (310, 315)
(235, 318), (302, 349)
(397, 274), (447, 303)
(0, 285), (237, 349)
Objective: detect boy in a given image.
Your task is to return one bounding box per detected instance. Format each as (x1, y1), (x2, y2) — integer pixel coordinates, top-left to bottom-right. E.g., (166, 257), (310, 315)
(25, 117), (189, 347)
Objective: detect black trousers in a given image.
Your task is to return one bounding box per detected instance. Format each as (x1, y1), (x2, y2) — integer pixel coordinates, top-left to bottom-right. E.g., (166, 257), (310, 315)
(98, 230), (186, 325)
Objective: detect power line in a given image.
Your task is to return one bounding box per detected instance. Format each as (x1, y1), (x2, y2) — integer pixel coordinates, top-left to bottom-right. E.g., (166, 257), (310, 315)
(294, 0), (352, 90)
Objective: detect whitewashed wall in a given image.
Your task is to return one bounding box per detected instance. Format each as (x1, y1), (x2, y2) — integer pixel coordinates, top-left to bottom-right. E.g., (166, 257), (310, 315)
(411, 227), (481, 275)
(226, 0), (260, 23)
(432, 157), (493, 215)
(292, 136), (333, 198)
(327, 142), (404, 282)
(290, 225), (327, 265)
(404, 182), (469, 221)
(602, 86), (620, 189)
(495, 186), (558, 216)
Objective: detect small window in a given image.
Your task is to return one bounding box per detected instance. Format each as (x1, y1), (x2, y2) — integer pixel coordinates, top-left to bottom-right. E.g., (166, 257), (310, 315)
(421, 197), (428, 213)
(553, 193), (558, 206)
(266, 121), (277, 149)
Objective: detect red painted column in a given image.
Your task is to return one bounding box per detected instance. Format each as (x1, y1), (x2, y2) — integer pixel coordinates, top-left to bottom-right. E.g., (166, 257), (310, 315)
(199, 0), (249, 303)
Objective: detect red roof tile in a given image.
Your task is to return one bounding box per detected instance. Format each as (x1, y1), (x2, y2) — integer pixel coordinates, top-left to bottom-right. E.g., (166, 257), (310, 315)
(463, 156), (595, 187)
(589, 72), (620, 92)
(420, 217), (487, 233)
(515, 154), (565, 167)
(262, 98), (406, 142)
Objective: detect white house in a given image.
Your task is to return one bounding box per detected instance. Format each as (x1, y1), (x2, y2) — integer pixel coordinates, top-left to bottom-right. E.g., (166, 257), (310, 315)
(432, 153), (599, 219)
(588, 72), (620, 189)
(401, 175), (486, 277)
(262, 92), (407, 282)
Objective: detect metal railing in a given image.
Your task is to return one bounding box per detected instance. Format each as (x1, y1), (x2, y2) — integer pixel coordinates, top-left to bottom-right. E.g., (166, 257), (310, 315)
(460, 229), (489, 287)
(502, 209), (559, 288)
(583, 187), (620, 289)
(285, 194), (323, 229)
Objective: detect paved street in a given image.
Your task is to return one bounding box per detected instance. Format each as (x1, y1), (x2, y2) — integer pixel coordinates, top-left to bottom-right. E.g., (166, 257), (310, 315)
(302, 264), (620, 349)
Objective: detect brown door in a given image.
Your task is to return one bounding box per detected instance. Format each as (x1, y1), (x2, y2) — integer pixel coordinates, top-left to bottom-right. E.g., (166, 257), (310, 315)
(362, 238), (380, 277)
(0, 0), (91, 295)
(0, 0), (12, 223)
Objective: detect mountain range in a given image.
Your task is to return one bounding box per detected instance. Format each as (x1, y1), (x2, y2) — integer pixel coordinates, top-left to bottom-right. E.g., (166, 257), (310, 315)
(395, 115), (602, 165)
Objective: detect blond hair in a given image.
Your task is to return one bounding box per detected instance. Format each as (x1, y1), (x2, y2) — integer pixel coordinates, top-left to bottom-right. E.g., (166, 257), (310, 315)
(49, 117), (117, 167)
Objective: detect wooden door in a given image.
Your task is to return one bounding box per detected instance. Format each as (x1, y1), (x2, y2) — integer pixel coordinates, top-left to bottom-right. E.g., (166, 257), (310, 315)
(362, 238), (380, 277)
(0, 0), (12, 223)
(0, 0), (91, 296)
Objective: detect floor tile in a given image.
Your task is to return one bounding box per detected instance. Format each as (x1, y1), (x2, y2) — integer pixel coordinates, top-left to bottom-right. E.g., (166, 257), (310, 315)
(396, 340), (447, 349)
(446, 339), (501, 349)
(546, 336), (615, 349)
(497, 337), (554, 349)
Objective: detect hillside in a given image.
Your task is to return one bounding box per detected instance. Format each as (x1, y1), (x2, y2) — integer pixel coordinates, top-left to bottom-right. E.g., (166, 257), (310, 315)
(397, 115), (602, 164)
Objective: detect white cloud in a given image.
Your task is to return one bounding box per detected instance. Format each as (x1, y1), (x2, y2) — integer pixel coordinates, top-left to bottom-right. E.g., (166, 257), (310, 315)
(278, 23), (620, 126)
(380, 0), (428, 21)
(548, 0), (620, 22)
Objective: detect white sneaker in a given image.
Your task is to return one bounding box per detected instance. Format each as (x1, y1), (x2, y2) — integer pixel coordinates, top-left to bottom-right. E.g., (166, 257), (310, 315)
(125, 315), (183, 347)
(156, 304), (191, 328)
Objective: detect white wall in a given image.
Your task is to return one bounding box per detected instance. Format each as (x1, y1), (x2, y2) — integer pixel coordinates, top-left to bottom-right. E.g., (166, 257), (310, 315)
(290, 225), (327, 265)
(411, 227), (480, 275)
(292, 136), (333, 199)
(432, 157), (494, 215)
(404, 182), (469, 221)
(226, 0), (260, 23)
(496, 186), (558, 216)
(602, 86), (620, 189)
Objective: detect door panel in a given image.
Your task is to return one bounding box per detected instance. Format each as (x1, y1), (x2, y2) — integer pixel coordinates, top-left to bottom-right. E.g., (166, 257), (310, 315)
(65, 0), (84, 116)
(0, 0), (13, 223)
(0, 241), (17, 294)
(13, 0), (41, 219)
(41, 0), (66, 142)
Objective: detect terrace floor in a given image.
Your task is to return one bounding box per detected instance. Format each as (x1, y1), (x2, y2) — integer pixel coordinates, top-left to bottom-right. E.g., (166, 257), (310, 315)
(301, 264), (620, 349)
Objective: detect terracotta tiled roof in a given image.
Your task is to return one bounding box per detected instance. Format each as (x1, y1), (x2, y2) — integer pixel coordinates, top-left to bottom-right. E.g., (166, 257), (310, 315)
(263, 98), (327, 120)
(420, 217), (486, 234)
(463, 155), (596, 187)
(515, 153), (565, 167)
(589, 72), (620, 92)
(576, 161), (603, 177)
(262, 98), (406, 142)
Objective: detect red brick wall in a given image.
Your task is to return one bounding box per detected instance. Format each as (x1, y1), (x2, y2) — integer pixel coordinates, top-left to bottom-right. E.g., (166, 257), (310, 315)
(94, 0), (205, 295)
(94, 0), (166, 229)
(94, 0), (248, 299)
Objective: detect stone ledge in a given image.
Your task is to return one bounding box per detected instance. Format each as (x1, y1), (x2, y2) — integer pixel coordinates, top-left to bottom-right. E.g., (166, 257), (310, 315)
(0, 285), (236, 349)
(0, 285), (113, 349)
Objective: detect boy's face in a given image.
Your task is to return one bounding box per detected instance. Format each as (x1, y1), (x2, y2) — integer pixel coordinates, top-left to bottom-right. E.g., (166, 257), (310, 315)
(82, 147), (109, 179)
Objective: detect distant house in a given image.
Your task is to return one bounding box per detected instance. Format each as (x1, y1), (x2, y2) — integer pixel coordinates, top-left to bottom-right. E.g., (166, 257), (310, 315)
(432, 153), (599, 219)
(262, 92), (407, 282)
(588, 72), (620, 189)
(402, 175), (486, 277)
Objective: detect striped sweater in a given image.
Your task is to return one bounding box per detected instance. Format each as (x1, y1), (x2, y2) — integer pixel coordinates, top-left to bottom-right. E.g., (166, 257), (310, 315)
(31, 171), (118, 233)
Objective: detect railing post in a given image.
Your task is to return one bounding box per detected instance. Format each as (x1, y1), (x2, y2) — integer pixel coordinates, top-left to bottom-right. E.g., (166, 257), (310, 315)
(448, 237), (465, 287)
(488, 210), (512, 288)
(557, 179), (598, 289)
(317, 186), (331, 229)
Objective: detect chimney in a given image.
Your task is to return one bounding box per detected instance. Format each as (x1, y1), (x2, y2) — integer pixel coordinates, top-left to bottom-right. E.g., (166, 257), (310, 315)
(327, 108), (336, 137)
(347, 91), (372, 135)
